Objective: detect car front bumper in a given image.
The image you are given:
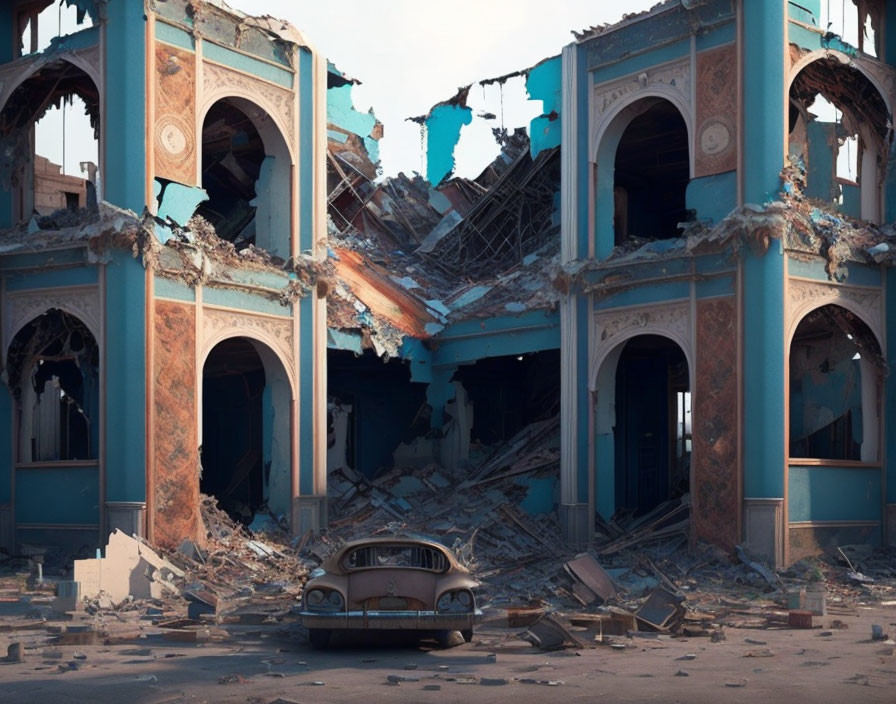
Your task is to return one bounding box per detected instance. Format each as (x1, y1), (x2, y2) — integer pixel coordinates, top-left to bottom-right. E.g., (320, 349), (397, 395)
(297, 609), (482, 631)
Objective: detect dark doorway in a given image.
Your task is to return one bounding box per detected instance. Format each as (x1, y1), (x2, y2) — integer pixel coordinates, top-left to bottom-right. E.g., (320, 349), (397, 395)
(614, 335), (689, 515)
(201, 338), (266, 523)
(327, 349), (428, 479)
(452, 350), (560, 446)
(614, 100), (689, 243)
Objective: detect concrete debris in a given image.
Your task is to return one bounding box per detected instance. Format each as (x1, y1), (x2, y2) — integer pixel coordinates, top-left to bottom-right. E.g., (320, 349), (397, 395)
(327, 120), (560, 357)
(70, 530), (184, 608)
(558, 160), (896, 300)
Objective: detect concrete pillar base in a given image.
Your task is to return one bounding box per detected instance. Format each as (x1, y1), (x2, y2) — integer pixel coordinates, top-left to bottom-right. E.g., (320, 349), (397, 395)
(294, 495), (328, 536)
(106, 502), (146, 540)
(886, 504), (896, 547)
(559, 502), (590, 549)
(743, 498), (784, 569)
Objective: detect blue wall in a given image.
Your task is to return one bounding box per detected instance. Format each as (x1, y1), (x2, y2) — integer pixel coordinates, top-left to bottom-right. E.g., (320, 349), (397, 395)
(887, 268), (896, 505)
(742, 0), (786, 501)
(104, 251), (146, 504)
(686, 171), (737, 224)
(424, 103), (473, 186)
(527, 56), (562, 158)
(788, 466), (881, 522)
(105, 0), (146, 213)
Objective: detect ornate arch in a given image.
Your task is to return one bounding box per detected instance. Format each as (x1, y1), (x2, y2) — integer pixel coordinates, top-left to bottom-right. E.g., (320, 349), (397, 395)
(3, 286), (101, 359)
(199, 308), (296, 396)
(787, 279), (883, 352)
(590, 301), (694, 392)
(590, 59), (694, 165)
(198, 62), (296, 161)
(788, 49), (893, 117)
(0, 49), (101, 118)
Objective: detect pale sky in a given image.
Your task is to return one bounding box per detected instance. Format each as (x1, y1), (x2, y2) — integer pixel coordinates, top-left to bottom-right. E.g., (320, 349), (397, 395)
(30, 0), (653, 179)
(31, 1), (863, 181)
(242, 0), (657, 178)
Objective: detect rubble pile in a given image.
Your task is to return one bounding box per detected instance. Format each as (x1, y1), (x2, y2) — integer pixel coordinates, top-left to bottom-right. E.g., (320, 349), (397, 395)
(317, 416), (567, 608)
(161, 496), (316, 623)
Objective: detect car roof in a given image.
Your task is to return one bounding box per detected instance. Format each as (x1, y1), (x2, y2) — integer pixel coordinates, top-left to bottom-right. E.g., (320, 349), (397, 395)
(321, 536), (467, 574)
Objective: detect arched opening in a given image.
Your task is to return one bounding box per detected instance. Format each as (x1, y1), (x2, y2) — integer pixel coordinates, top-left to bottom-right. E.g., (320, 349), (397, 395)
(788, 57), (889, 222)
(201, 337), (292, 525)
(197, 97), (292, 258)
(613, 100), (689, 244)
(0, 59), (99, 224)
(595, 334), (690, 521)
(6, 309), (99, 462)
(789, 304), (882, 462)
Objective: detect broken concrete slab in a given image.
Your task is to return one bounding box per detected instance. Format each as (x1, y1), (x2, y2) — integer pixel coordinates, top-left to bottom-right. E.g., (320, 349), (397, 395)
(564, 553), (618, 604)
(72, 530), (184, 607)
(635, 587), (686, 632)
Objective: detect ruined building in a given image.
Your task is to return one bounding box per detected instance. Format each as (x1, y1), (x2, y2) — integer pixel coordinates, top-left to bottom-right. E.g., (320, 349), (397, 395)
(0, 0), (328, 554)
(1, 0), (895, 570)
(324, 0), (896, 570)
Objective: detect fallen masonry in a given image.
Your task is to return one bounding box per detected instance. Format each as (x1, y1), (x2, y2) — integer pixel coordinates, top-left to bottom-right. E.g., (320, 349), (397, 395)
(14, 414), (895, 651)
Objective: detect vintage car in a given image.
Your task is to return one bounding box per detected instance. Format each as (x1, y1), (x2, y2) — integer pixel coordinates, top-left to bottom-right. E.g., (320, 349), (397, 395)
(298, 537), (482, 648)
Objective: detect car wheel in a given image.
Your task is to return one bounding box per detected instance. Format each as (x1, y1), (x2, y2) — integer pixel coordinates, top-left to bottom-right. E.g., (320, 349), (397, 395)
(435, 630), (456, 648)
(461, 628), (473, 643)
(308, 628), (331, 649)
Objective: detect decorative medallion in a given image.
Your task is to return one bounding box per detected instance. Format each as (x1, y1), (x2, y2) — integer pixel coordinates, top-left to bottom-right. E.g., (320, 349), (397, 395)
(698, 118), (732, 156)
(155, 114), (194, 162)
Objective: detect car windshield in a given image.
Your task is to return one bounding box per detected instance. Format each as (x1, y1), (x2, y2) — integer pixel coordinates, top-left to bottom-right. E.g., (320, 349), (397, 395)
(342, 543), (448, 572)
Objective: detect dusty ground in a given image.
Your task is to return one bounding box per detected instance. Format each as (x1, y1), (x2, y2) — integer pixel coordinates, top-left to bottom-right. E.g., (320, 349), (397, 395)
(1, 599), (895, 704)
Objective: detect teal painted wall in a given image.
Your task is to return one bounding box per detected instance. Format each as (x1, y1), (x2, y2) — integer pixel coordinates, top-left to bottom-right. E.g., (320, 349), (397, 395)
(0, 386), (11, 505)
(805, 121), (836, 203)
(204, 42), (293, 89)
(155, 20), (195, 51)
(686, 171), (737, 224)
(5, 266), (97, 291)
(0, 5), (15, 225)
(299, 48), (314, 252)
(527, 56), (562, 158)
(327, 83), (380, 163)
(105, 0), (146, 213)
(788, 466), (881, 522)
(743, 0), (786, 500)
(154, 276), (195, 302)
(0, 5), (13, 63)
(583, 0), (734, 75)
(887, 268), (896, 503)
(431, 311), (560, 367)
(298, 297), (314, 495)
(591, 38), (690, 85)
(424, 104), (473, 186)
(594, 282), (690, 310)
(16, 466), (100, 524)
(104, 251), (146, 503)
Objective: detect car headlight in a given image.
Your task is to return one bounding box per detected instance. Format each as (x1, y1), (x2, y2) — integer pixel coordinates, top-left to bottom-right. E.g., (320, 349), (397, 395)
(304, 588), (345, 611)
(436, 590), (474, 613)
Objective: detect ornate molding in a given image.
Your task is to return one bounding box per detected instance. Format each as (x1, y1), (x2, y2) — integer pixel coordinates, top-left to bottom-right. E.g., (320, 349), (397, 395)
(0, 47), (102, 115)
(4, 286), (101, 355)
(201, 307), (294, 377)
(595, 300), (690, 346)
(788, 278), (883, 346)
(591, 59), (691, 161)
(200, 61), (295, 148)
(592, 301), (692, 388)
(594, 59), (689, 118)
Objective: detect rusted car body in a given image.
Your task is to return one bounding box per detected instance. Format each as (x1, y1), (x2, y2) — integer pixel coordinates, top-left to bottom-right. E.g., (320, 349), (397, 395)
(298, 537), (481, 648)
